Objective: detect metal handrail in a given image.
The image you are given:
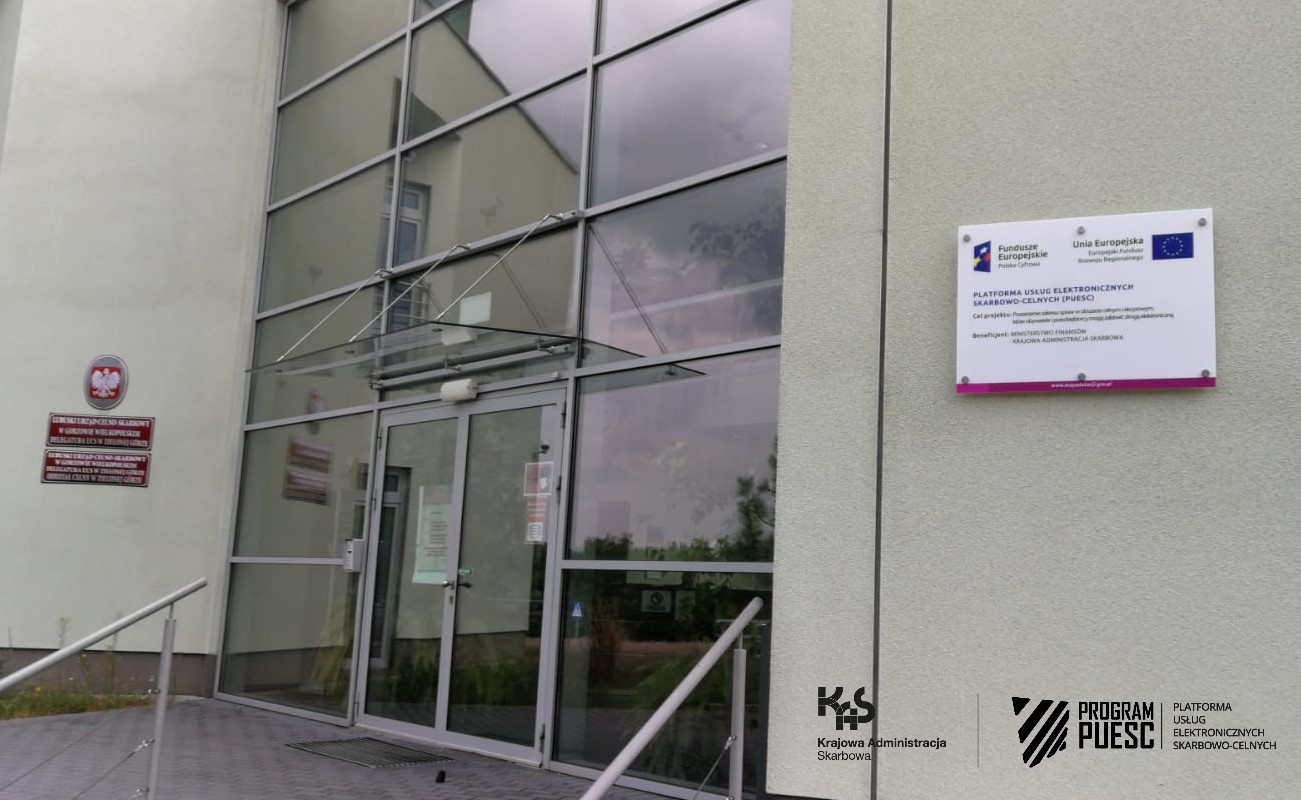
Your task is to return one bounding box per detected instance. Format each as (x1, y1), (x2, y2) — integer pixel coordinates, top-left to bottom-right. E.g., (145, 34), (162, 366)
(0, 578), (208, 799)
(579, 596), (764, 800)
(0, 579), (206, 693)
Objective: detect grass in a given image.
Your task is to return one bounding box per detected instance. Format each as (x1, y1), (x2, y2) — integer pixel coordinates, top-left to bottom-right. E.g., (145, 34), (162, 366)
(0, 652), (155, 721)
(0, 684), (153, 720)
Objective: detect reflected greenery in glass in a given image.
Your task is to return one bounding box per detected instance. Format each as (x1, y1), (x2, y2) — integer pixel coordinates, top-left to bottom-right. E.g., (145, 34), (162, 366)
(555, 570), (771, 789)
(570, 351), (780, 561)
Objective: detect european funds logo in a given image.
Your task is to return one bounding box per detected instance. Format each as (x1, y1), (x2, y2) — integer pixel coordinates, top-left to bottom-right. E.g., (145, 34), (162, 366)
(1152, 232), (1194, 260)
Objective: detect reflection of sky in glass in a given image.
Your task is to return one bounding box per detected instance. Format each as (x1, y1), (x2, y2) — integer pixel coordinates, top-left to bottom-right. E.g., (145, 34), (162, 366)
(592, 0), (791, 204)
(570, 351), (779, 561)
(451, 0), (591, 93)
(520, 78), (586, 171)
(600, 0), (718, 52)
(586, 165), (785, 358)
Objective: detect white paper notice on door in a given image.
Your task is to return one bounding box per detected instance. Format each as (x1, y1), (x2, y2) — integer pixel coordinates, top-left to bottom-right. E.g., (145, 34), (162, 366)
(412, 483), (452, 585)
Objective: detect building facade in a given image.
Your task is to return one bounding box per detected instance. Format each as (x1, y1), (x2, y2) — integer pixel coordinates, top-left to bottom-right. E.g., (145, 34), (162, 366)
(2, 1), (1299, 799)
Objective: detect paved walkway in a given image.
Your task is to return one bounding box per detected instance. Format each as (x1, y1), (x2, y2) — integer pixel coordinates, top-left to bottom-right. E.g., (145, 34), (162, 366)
(0, 699), (661, 800)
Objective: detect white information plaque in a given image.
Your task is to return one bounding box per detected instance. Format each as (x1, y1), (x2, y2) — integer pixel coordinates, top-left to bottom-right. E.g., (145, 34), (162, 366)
(956, 208), (1216, 394)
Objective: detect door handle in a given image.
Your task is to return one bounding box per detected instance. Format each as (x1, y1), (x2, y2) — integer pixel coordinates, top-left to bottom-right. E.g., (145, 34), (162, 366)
(441, 579), (473, 589)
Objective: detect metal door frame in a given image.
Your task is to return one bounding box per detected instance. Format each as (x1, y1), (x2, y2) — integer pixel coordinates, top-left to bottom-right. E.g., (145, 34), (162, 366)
(353, 386), (566, 765)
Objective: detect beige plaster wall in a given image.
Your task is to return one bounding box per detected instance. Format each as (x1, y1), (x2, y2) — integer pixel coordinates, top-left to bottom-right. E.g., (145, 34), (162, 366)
(768, 0), (887, 797)
(0, 0), (280, 654)
(775, 2), (1300, 798)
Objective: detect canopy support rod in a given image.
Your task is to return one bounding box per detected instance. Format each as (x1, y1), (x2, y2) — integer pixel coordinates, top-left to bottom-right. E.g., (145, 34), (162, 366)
(433, 213), (565, 325)
(588, 225), (668, 355)
(275, 269), (384, 363)
(348, 244), (471, 343)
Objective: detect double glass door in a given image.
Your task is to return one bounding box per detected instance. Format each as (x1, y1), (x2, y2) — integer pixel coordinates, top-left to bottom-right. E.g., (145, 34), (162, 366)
(356, 390), (563, 762)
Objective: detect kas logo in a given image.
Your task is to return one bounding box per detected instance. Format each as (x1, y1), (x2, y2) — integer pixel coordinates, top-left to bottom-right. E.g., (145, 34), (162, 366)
(85, 354), (128, 410)
(1012, 697), (1070, 768)
(817, 687), (875, 731)
(973, 241), (992, 272)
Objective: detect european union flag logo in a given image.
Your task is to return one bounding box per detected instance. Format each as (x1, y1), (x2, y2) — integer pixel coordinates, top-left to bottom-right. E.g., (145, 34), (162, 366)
(973, 241), (992, 272)
(1152, 232), (1194, 260)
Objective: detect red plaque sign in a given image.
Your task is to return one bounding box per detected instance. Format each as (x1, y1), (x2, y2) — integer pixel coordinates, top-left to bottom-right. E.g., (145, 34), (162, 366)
(47, 414), (155, 450)
(42, 451), (150, 487)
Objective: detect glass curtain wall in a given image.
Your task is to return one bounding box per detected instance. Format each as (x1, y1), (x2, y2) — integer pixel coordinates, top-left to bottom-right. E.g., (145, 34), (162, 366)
(223, 0), (790, 790)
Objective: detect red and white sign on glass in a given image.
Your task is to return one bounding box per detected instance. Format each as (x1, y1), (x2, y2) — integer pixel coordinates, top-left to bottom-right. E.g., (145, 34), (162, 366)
(85, 355), (128, 410)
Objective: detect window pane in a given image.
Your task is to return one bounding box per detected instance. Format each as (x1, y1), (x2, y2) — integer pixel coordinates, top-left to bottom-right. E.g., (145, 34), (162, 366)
(282, 0), (408, 95)
(407, 0), (592, 140)
(399, 78), (584, 261)
(249, 294), (379, 424)
(234, 414), (374, 558)
(273, 44), (404, 201)
(591, 0), (791, 204)
(600, 0), (716, 53)
(390, 228), (577, 335)
(261, 162), (393, 311)
(219, 564), (357, 717)
(555, 569), (771, 788)
(585, 166), (785, 363)
(569, 351), (779, 561)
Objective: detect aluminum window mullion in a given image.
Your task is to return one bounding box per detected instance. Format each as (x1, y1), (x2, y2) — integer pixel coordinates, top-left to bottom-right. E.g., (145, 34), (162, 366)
(376, 1), (419, 340)
(255, 273), (386, 321)
(265, 4), (776, 220)
(574, 337), (780, 380)
(411, 0), (473, 28)
(397, 65), (588, 156)
(257, 150), (783, 323)
(374, 373), (562, 410)
(578, 0), (599, 211)
(229, 557), (345, 566)
(242, 403), (378, 432)
(267, 150), (397, 214)
(592, 0), (754, 67)
(268, 68), (587, 216)
(382, 216), (580, 283)
(558, 559), (775, 574)
(218, 0), (293, 699)
(273, 0), (762, 214)
(583, 149), (787, 219)
(565, 0), (600, 361)
(278, 28), (408, 108)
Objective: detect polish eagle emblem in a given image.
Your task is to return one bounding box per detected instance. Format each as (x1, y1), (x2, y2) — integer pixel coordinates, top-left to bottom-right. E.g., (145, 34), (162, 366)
(90, 367), (123, 399)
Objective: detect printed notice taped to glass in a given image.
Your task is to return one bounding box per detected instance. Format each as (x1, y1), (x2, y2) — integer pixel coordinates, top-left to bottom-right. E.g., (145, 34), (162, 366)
(956, 208), (1216, 394)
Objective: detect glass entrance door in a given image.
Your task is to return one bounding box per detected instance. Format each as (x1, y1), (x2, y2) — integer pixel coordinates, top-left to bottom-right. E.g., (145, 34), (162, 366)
(356, 390), (563, 762)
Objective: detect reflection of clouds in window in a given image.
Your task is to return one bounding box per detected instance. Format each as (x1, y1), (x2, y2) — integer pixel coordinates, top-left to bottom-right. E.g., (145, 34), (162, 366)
(592, 0), (791, 203)
(570, 351), (779, 561)
(600, 0), (721, 53)
(585, 165), (786, 360)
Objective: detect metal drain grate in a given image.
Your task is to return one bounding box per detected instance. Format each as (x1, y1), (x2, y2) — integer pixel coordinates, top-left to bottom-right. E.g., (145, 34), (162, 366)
(286, 737), (454, 768)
